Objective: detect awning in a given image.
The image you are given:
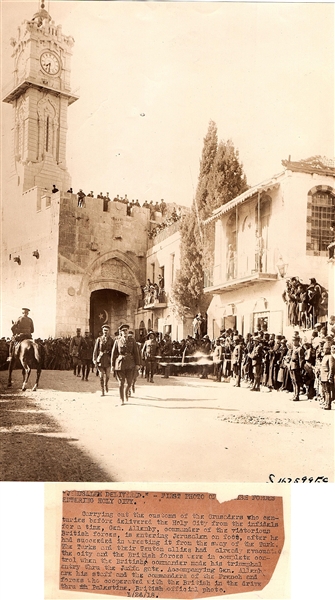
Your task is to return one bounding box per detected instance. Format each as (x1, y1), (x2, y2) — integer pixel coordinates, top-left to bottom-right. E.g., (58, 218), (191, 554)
(204, 175), (283, 225)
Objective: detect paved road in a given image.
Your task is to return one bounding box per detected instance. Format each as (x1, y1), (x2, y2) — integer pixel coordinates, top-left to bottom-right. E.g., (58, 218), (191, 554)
(0, 370), (333, 481)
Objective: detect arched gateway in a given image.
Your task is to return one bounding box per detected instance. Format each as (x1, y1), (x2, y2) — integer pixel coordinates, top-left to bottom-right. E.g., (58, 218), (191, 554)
(81, 250), (142, 336)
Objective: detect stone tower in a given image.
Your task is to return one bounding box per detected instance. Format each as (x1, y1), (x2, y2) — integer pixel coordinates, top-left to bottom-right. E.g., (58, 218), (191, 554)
(2, 2), (77, 193)
(2, 3), (149, 338)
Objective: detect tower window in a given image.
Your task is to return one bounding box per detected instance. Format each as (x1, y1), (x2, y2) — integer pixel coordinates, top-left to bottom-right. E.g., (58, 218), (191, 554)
(45, 116), (49, 151)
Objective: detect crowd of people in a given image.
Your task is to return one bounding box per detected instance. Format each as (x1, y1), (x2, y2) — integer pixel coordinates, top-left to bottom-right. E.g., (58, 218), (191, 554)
(147, 207), (181, 239)
(62, 187), (169, 218)
(205, 324), (335, 410)
(141, 275), (166, 306)
(3, 310), (334, 410)
(282, 276), (328, 329)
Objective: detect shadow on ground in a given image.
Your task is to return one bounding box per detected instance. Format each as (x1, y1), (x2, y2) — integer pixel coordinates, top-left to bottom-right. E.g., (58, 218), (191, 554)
(0, 392), (114, 481)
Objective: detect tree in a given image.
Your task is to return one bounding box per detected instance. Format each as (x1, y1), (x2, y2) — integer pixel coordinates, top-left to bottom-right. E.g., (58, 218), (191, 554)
(195, 119), (218, 221)
(207, 139), (248, 212)
(171, 208), (203, 318)
(171, 122), (248, 319)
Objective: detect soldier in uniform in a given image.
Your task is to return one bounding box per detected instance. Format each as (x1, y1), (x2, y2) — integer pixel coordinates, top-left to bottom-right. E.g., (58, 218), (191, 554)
(8, 308), (34, 361)
(289, 334), (305, 401)
(111, 324), (141, 404)
(142, 331), (159, 383)
(249, 336), (263, 391)
(231, 335), (243, 387)
(69, 328), (83, 377)
(79, 331), (94, 381)
(127, 330), (142, 395)
(93, 325), (113, 396)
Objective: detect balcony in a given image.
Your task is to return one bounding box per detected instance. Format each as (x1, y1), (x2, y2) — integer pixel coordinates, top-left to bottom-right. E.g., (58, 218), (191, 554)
(138, 289), (168, 310)
(204, 253), (278, 294)
(204, 271), (278, 293)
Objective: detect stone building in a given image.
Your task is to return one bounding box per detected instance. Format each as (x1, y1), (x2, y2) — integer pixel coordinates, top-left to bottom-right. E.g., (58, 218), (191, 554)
(204, 157), (335, 338)
(1, 4), (156, 338)
(135, 214), (193, 342)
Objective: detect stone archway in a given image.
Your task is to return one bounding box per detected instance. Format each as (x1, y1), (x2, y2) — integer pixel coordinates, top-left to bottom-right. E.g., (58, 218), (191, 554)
(80, 250), (142, 335)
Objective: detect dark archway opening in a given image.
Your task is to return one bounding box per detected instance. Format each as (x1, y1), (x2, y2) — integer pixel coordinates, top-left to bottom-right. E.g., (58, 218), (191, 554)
(90, 289), (127, 338)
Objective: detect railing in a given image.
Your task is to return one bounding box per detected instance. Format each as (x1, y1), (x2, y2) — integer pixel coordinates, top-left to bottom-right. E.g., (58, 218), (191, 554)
(209, 249), (276, 288)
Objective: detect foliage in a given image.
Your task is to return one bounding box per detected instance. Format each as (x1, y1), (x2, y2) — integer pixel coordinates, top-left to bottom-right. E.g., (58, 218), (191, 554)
(170, 209), (203, 318)
(171, 121), (248, 316)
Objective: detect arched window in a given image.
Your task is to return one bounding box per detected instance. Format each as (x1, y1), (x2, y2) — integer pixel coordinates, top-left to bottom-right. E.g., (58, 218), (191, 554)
(307, 186), (335, 254)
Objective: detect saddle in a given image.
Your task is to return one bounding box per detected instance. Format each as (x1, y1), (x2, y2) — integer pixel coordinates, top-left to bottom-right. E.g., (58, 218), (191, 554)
(15, 333), (32, 344)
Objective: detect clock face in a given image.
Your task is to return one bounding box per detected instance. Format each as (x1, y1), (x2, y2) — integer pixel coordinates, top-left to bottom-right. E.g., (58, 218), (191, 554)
(40, 51), (60, 75)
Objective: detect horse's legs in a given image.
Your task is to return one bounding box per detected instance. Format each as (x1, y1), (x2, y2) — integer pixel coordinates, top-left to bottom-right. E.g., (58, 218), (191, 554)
(32, 368), (42, 391)
(21, 363), (31, 391)
(7, 359), (14, 387)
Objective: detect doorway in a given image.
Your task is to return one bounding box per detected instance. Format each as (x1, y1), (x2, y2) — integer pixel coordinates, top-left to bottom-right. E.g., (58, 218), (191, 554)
(90, 289), (128, 337)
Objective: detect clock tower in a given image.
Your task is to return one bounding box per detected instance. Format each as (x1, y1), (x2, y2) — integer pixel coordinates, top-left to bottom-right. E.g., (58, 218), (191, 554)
(3, 2), (78, 192)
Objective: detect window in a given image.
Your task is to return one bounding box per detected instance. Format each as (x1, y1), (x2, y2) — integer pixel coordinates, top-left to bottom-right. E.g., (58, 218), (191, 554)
(311, 191), (334, 252)
(171, 253), (175, 283)
(45, 115), (49, 151)
(226, 212), (237, 279)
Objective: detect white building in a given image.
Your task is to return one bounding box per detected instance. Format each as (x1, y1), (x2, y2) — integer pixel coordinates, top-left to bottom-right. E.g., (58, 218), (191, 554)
(135, 217), (194, 342)
(204, 157), (335, 338)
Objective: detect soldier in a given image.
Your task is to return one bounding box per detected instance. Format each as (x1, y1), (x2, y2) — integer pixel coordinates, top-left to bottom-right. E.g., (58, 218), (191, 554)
(231, 335), (243, 387)
(8, 307), (34, 361)
(212, 338), (223, 382)
(142, 331), (159, 383)
(161, 332), (173, 378)
(69, 328), (83, 377)
(319, 340), (335, 410)
(93, 325), (113, 396)
(128, 330), (141, 395)
(288, 334), (305, 401)
(79, 331), (94, 381)
(111, 324), (140, 404)
(249, 336), (263, 391)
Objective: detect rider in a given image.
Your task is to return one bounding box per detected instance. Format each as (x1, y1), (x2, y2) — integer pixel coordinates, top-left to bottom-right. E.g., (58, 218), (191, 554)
(7, 308), (34, 361)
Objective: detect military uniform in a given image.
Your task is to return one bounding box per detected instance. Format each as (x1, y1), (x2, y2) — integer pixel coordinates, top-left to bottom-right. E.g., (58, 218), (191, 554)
(8, 308), (34, 360)
(111, 325), (140, 404)
(142, 333), (159, 382)
(93, 327), (113, 395)
(69, 330), (83, 376)
(289, 340), (305, 401)
(79, 333), (94, 381)
(249, 340), (263, 391)
(231, 337), (243, 387)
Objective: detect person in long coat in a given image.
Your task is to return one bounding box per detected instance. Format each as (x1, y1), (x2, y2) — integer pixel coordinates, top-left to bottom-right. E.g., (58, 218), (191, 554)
(111, 324), (140, 404)
(142, 331), (159, 383)
(93, 325), (113, 396)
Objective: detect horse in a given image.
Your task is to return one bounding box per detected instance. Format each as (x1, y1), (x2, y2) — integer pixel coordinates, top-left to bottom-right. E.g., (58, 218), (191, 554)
(7, 339), (42, 391)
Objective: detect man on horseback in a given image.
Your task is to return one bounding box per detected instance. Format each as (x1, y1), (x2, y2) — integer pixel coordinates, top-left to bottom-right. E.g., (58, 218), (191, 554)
(7, 308), (34, 361)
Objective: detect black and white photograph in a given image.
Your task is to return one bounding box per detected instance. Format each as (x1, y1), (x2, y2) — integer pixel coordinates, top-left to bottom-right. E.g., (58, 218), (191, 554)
(1, 0), (334, 482)
(0, 2), (334, 600)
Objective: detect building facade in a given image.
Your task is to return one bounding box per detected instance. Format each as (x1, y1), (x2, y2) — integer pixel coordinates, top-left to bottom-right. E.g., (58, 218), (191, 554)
(1, 6), (148, 338)
(135, 219), (193, 342)
(1, 5), (184, 340)
(204, 158), (335, 338)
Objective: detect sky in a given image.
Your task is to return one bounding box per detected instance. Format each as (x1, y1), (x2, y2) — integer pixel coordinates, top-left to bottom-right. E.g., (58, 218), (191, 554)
(1, 1), (334, 206)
